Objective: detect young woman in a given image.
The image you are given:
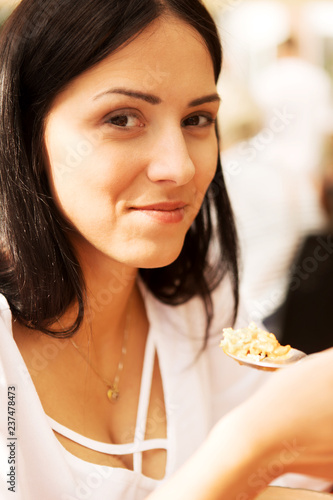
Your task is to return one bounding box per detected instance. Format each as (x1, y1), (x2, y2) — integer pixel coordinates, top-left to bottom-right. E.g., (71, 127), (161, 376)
(0, 1), (332, 499)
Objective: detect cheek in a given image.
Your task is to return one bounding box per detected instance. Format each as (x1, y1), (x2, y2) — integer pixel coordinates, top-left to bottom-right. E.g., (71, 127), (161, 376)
(193, 136), (218, 199)
(44, 121), (133, 216)
(45, 121), (108, 189)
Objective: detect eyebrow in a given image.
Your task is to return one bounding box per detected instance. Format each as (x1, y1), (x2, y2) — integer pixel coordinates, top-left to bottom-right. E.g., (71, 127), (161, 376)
(94, 88), (221, 107)
(188, 94), (221, 107)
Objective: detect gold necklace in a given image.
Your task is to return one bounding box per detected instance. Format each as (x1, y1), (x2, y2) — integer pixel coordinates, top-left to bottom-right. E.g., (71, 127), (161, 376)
(69, 299), (132, 403)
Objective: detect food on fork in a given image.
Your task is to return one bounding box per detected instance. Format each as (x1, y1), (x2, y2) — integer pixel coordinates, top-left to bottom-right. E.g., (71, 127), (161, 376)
(220, 322), (291, 363)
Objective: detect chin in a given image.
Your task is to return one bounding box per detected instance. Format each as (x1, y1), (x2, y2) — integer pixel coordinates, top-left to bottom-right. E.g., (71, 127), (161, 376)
(128, 241), (184, 270)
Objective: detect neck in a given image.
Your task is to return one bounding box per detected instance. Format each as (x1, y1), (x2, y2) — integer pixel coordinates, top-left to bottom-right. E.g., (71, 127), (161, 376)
(58, 247), (139, 355)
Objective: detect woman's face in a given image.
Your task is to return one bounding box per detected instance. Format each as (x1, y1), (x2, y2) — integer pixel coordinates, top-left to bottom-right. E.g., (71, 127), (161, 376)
(44, 16), (220, 270)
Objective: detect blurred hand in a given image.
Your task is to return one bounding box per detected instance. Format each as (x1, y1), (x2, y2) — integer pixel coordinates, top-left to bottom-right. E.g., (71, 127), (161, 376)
(242, 347), (333, 481)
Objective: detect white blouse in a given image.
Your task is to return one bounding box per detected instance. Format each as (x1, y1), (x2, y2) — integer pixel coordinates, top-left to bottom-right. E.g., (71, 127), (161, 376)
(0, 279), (329, 499)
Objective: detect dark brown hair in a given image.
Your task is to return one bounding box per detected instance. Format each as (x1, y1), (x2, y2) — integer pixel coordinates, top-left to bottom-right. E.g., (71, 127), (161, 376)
(0, 0), (238, 343)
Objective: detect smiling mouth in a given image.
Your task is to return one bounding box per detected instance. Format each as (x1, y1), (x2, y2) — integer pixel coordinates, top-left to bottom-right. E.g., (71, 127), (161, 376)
(131, 202), (187, 223)
(133, 201), (186, 210)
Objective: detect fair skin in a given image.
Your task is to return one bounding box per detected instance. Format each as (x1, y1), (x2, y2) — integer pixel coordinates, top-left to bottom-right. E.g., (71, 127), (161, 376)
(13, 15), (219, 480)
(12, 14), (333, 500)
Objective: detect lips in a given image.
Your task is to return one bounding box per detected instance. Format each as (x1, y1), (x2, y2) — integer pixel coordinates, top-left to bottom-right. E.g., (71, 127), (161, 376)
(132, 201), (187, 211)
(130, 201), (187, 223)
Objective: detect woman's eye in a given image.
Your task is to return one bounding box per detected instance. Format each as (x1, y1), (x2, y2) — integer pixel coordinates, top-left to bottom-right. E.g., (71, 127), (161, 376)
(106, 113), (144, 129)
(182, 114), (215, 128)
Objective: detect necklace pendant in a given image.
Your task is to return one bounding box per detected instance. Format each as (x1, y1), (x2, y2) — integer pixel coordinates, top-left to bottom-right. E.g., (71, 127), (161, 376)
(107, 386), (119, 402)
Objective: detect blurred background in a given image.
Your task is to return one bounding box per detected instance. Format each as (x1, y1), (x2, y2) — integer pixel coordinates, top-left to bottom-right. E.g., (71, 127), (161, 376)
(203, 0), (333, 354)
(0, 0), (333, 352)
(0, 0), (17, 24)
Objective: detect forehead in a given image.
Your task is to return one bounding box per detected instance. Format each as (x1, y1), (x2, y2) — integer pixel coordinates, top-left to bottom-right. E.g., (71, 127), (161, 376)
(51, 16), (216, 107)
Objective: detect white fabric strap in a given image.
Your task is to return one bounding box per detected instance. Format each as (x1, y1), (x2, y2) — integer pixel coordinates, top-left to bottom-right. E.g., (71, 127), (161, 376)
(48, 415), (168, 455)
(47, 330), (168, 471)
(133, 332), (157, 473)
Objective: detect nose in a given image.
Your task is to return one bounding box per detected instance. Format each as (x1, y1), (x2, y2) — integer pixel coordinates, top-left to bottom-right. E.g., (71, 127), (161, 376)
(146, 126), (195, 186)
